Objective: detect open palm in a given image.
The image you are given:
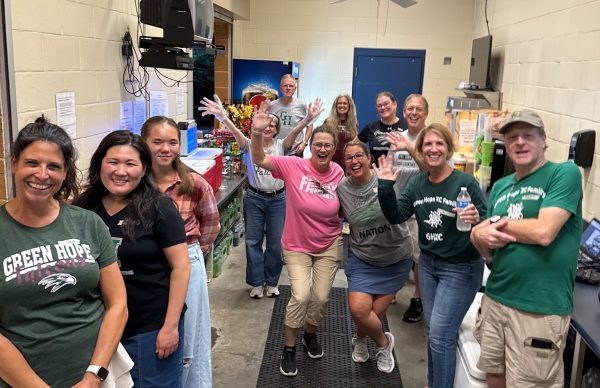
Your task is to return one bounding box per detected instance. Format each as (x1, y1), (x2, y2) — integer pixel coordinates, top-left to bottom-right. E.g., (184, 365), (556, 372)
(252, 101), (272, 132)
(374, 155), (400, 181)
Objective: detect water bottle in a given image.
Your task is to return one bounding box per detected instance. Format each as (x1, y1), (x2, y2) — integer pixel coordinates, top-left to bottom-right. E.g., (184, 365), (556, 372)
(456, 187), (471, 232)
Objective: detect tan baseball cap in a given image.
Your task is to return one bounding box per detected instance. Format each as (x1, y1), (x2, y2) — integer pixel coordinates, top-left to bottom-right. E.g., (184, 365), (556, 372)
(499, 110), (544, 134)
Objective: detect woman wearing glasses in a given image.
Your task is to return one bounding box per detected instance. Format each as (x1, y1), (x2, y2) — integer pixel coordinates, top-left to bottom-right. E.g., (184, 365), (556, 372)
(337, 140), (414, 374)
(376, 123), (486, 388)
(251, 102), (344, 378)
(199, 95), (323, 299)
(357, 91), (408, 164)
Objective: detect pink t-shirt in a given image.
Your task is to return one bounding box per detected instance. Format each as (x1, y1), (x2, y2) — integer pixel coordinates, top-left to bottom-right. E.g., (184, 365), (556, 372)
(271, 156), (344, 253)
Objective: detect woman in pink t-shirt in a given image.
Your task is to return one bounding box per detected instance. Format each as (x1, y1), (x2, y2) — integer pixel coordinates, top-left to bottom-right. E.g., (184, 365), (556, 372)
(251, 102), (344, 378)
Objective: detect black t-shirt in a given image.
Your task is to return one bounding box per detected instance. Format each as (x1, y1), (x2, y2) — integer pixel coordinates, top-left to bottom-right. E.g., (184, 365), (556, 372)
(97, 196), (187, 337)
(358, 118), (407, 165)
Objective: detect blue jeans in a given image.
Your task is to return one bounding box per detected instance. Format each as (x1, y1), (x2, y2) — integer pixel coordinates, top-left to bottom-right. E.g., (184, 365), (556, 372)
(122, 318), (185, 388)
(243, 189), (285, 287)
(183, 243), (211, 388)
(419, 251), (483, 388)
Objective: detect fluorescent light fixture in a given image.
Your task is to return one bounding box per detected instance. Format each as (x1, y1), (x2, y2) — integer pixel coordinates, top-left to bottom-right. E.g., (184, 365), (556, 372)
(391, 0), (417, 7)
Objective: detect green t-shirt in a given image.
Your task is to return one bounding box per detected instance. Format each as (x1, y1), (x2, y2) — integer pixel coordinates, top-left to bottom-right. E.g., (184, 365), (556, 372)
(378, 169), (487, 263)
(485, 161), (582, 315)
(0, 203), (116, 387)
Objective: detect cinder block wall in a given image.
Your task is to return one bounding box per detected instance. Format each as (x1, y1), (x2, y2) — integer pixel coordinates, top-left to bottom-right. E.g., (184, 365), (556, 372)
(232, 0), (476, 124)
(473, 0), (600, 220)
(10, 0), (191, 179)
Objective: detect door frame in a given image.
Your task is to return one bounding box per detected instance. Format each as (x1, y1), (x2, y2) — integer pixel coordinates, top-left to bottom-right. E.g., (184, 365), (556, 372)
(352, 47), (426, 123)
(1, 0), (18, 200)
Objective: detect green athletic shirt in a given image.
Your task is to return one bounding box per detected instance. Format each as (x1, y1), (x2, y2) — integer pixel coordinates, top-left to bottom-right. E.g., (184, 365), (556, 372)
(378, 169), (487, 263)
(0, 203), (116, 387)
(485, 161), (582, 315)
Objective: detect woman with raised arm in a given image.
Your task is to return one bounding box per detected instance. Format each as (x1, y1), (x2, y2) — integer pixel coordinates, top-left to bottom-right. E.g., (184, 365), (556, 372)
(141, 116), (220, 388)
(251, 101), (344, 378)
(337, 140), (413, 374)
(375, 123), (486, 388)
(0, 117), (127, 387)
(199, 95), (323, 299)
(323, 93), (358, 168)
(74, 130), (190, 387)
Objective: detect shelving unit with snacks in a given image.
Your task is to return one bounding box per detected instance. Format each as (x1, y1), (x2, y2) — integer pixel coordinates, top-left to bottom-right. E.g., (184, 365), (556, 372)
(206, 173), (247, 280)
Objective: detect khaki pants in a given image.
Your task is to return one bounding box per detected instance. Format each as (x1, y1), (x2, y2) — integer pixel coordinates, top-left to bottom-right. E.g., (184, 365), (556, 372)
(283, 239), (340, 328)
(474, 295), (570, 388)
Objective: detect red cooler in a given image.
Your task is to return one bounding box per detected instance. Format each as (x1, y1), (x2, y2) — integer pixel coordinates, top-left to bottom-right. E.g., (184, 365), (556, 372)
(182, 148), (223, 192)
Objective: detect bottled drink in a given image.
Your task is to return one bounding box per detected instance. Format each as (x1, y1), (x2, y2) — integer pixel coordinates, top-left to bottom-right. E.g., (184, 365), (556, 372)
(456, 187), (471, 232)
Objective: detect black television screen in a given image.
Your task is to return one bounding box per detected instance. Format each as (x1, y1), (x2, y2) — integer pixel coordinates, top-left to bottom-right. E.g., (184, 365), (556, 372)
(469, 35), (492, 89)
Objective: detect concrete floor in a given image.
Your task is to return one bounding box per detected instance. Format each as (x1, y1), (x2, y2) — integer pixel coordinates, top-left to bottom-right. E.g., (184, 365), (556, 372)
(208, 242), (428, 388)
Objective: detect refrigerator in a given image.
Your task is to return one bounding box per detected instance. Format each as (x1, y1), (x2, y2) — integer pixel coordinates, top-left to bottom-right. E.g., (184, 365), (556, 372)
(232, 59), (300, 105)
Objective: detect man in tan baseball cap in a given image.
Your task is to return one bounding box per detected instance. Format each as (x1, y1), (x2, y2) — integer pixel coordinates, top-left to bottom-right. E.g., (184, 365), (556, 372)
(498, 110), (545, 135)
(471, 109), (583, 387)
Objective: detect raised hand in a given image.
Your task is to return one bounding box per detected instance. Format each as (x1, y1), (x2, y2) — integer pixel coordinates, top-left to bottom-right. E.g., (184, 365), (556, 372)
(198, 94), (228, 122)
(251, 100), (272, 133)
(373, 155), (400, 181)
(387, 131), (412, 152)
(305, 98), (324, 124)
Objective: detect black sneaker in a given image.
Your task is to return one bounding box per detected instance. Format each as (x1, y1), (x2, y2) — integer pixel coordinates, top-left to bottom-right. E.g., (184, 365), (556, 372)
(280, 346), (297, 377)
(302, 332), (324, 359)
(402, 297), (423, 322)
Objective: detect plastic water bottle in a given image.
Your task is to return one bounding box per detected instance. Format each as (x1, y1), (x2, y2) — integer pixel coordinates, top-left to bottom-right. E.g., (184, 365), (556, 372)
(456, 187), (471, 232)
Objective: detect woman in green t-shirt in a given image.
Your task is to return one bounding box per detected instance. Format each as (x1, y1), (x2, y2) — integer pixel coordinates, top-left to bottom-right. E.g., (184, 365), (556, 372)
(375, 123), (486, 388)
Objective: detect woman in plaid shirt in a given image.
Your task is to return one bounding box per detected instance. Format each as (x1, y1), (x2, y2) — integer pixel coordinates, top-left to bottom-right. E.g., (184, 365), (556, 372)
(142, 117), (220, 388)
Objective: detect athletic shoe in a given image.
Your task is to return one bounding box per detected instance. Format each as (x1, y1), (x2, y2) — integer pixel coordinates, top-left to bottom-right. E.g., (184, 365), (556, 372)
(302, 332), (324, 359)
(351, 335), (369, 363)
(402, 297), (423, 322)
(376, 332), (395, 373)
(249, 286), (264, 299)
(280, 346), (297, 377)
(266, 286), (280, 297)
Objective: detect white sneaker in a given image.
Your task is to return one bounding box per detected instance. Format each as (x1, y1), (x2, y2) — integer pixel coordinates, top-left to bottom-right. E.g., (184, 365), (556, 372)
(266, 286), (280, 297)
(376, 332), (395, 373)
(249, 286), (264, 299)
(352, 335), (369, 363)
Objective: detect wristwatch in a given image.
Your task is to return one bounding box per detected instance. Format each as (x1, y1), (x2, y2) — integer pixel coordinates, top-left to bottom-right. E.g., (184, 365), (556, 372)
(86, 365), (109, 381)
(304, 141), (309, 146)
(489, 215), (502, 224)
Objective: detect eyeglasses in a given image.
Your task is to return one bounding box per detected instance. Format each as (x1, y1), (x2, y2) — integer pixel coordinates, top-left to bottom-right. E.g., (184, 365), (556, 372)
(376, 101), (392, 110)
(312, 142), (334, 151)
(405, 106), (425, 113)
(344, 152), (366, 162)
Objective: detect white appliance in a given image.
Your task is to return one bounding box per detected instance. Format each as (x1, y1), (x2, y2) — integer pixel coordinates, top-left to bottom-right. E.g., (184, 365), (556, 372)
(455, 265), (491, 388)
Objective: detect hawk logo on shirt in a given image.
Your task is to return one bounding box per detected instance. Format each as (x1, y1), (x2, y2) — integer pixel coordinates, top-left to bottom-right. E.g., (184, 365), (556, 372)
(299, 176), (337, 200)
(507, 202), (524, 220)
(424, 210), (443, 228)
(38, 273), (77, 293)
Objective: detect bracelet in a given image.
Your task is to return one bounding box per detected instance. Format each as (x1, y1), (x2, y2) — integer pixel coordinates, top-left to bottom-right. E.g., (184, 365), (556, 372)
(251, 131), (263, 136)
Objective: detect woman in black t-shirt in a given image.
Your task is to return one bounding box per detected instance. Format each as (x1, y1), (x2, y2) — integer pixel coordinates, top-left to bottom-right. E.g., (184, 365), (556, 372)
(75, 130), (190, 387)
(357, 91), (408, 164)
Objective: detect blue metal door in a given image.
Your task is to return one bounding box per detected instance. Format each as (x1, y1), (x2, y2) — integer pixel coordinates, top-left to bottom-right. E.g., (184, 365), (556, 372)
(352, 48), (425, 127)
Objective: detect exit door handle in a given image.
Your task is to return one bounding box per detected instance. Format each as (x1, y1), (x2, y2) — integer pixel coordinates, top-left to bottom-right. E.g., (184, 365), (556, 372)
(354, 67), (358, 76)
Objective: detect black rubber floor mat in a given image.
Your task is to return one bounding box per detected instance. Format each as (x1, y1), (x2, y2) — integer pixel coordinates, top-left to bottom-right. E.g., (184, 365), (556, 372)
(256, 286), (403, 387)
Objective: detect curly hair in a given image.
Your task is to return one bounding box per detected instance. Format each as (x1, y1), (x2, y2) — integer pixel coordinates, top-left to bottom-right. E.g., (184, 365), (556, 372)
(323, 94), (358, 139)
(11, 115), (80, 200)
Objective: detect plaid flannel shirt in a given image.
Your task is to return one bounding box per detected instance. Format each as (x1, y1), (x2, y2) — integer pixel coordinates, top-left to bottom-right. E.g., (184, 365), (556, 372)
(165, 172), (220, 253)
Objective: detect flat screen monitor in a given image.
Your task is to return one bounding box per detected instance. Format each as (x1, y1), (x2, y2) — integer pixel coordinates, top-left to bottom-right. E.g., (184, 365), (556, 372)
(190, 0), (214, 43)
(469, 35), (492, 89)
(140, 0), (213, 45)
